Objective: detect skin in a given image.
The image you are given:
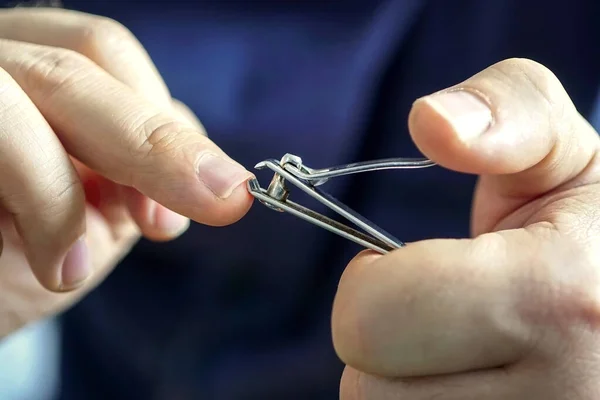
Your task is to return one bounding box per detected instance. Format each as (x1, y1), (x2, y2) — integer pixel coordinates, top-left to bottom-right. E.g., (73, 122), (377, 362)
(0, 8), (254, 337)
(332, 59), (600, 398)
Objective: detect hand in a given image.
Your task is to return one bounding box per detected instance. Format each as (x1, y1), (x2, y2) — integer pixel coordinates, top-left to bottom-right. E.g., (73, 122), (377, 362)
(332, 58), (600, 399)
(0, 8), (253, 337)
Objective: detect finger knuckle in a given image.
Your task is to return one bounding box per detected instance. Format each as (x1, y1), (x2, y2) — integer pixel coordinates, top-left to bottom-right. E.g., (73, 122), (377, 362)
(500, 58), (558, 84)
(5, 166), (85, 243)
(517, 234), (600, 336)
(495, 58), (571, 111)
(17, 47), (95, 103)
(130, 114), (193, 161)
(38, 165), (84, 218)
(120, 112), (209, 188)
(75, 16), (138, 57)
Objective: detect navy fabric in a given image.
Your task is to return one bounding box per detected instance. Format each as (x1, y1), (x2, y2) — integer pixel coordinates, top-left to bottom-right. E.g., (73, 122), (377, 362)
(2, 1), (599, 399)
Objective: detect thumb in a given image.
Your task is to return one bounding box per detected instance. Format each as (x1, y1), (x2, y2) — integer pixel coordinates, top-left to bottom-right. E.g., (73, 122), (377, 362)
(408, 58), (600, 198)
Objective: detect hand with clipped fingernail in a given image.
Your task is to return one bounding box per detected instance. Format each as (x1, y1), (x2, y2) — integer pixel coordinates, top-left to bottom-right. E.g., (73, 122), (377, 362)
(0, 8), (254, 338)
(333, 58), (600, 399)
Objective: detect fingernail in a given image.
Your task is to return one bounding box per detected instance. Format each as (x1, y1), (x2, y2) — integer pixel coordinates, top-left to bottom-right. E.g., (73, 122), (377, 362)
(196, 152), (253, 199)
(153, 204), (190, 236)
(60, 237), (91, 290)
(425, 90), (493, 141)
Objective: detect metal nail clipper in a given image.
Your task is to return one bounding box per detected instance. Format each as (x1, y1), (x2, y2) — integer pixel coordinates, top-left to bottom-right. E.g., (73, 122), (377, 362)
(247, 153), (436, 254)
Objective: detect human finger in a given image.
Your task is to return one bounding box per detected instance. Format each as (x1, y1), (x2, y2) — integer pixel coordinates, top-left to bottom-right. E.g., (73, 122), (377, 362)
(0, 39), (254, 226)
(0, 8), (198, 237)
(0, 67), (89, 292)
(331, 225), (592, 378)
(120, 99), (204, 240)
(0, 8), (171, 106)
(408, 58), (600, 198)
(340, 366), (519, 400)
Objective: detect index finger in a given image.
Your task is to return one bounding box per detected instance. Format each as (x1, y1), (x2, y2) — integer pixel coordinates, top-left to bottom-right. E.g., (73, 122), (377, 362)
(0, 8), (172, 107)
(0, 40), (253, 226)
(0, 7), (199, 238)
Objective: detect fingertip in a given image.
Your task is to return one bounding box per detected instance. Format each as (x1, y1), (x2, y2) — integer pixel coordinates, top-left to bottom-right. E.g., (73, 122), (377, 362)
(28, 231), (90, 293)
(195, 151), (254, 200)
(347, 249), (383, 268)
(409, 97), (461, 166)
(409, 91), (493, 171)
(338, 250), (383, 285)
(58, 236), (92, 292)
(199, 179), (254, 227)
(425, 90), (493, 142)
(123, 188), (189, 241)
(18, 204), (89, 293)
(151, 204), (190, 239)
(131, 161), (254, 231)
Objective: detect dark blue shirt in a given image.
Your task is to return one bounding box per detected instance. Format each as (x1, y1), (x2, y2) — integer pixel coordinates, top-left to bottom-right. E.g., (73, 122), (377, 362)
(5, 1), (600, 399)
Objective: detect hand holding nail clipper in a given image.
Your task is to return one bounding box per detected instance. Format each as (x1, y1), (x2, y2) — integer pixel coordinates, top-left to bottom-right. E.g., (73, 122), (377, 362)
(332, 59), (600, 399)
